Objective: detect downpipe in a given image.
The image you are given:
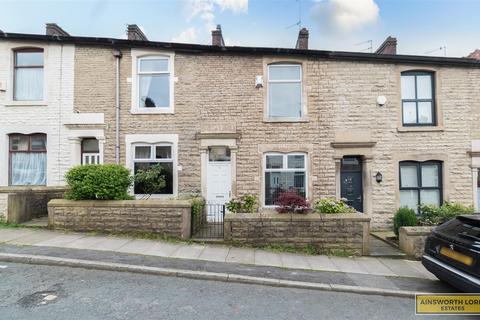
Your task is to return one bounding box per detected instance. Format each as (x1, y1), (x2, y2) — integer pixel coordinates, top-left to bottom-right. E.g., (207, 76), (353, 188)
(112, 48), (122, 164)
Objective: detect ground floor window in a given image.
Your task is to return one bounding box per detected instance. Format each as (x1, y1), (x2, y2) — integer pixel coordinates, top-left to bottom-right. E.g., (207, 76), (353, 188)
(81, 138), (100, 164)
(264, 152), (306, 205)
(133, 143), (173, 195)
(399, 161), (442, 212)
(9, 133), (47, 185)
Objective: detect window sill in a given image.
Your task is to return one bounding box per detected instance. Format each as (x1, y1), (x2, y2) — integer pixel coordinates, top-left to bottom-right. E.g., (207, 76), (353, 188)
(397, 126), (444, 133)
(4, 101), (48, 107)
(130, 107), (174, 115)
(263, 117), (309, 123)
(134, 194), (174, 199)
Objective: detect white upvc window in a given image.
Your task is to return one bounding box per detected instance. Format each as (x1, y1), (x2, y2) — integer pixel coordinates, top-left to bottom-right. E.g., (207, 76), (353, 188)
(132, 143), (174, 195)
(267, 64), (302, 119)
(264, 152), (307, 206)
(131, 51), (174, 114)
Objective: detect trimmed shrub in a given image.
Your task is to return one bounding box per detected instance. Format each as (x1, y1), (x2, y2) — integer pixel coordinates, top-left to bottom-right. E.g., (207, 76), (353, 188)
(226, 194), (257, 213)
(65, 164), (133, 200)
(393, 207), (418, 236)
(313, 197), (356, 214)
(419, 202), (474, 226)
(276, 192), (310, 214)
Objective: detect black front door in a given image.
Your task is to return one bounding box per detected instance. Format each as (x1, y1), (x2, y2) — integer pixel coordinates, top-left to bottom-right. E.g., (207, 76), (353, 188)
(340, 157), (363, 212)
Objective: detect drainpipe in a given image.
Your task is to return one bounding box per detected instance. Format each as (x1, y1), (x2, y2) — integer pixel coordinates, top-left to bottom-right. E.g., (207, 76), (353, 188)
(112, 48), (122, 164)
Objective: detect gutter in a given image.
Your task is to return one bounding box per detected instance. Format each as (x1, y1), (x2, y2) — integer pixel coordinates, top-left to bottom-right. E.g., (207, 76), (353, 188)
(1, 32), (480, 68)
(112, 48), (122, 164)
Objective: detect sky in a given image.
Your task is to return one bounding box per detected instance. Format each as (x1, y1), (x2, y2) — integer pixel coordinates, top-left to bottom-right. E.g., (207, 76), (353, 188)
(0, 0), (479, 57)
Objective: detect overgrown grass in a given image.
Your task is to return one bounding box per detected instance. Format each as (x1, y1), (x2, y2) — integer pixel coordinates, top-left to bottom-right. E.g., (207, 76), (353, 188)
(0, 218), (24, 228)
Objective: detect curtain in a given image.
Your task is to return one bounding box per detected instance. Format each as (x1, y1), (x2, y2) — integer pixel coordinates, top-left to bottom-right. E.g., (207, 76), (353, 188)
(11, 152), (46, 185)
(139, 75), (153, 107)
(15, 68), (43, 101)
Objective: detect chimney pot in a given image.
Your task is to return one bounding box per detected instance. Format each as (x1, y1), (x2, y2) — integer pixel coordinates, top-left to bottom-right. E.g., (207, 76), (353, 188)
(375, 36), (397, 55)
(467, 49), (480, 60)
(45, 23), (70, 37)
(212, 24), (225, 47)
(295, 28), (309, 50)
(127, 24), (148, 41)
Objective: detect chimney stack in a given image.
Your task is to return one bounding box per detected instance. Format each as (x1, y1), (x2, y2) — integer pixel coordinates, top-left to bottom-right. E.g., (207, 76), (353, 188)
(467, 49), (480, 60)
(295, 28), (309, 50)
(46, 23), (70, 37)
(211, 25), (225, 47)
(375, 36), (397, 55)
(127, 24), (148, 41)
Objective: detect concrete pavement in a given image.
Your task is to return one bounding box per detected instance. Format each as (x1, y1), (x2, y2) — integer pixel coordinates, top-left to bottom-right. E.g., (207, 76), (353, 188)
(0, 228), (436, 280)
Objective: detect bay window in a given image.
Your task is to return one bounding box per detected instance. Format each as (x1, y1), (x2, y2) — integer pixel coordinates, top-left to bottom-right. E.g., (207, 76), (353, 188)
(401, 71), (435, 126)
(137, 56), (171, 109)
(399, 161), (442, 212)
(264, 153), (307, 205)
(9, 134), (47, 185)
(268, 64), (302, 119)
(133, 143), (173, 195)
(14, 49), (44, 101)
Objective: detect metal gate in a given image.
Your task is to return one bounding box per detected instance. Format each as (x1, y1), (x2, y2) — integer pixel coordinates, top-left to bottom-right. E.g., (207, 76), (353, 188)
(191, 203), (225, 239)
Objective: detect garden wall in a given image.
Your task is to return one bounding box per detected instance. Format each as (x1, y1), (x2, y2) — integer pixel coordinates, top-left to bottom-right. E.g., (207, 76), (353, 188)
(48, 199), (194, 239)
(399, 226), (435, 259)
(0, 187), (67, 223)
(224, 212), (370, 255)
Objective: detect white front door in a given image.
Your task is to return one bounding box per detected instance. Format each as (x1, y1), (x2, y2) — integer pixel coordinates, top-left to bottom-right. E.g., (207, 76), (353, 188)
(207, 162), (231, 205)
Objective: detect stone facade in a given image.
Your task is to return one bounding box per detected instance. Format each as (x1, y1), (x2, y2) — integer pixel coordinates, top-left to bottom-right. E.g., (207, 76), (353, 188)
(73, 44), (480, 230)
(224, 212), (370, 255)
(399, 226), (435, 259)
(0, 39), (107, 219)
(48, 199), (193, 239)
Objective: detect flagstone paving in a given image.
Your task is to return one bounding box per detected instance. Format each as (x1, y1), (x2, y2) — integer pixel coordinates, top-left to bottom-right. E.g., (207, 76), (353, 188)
(0, 228), (435, 280)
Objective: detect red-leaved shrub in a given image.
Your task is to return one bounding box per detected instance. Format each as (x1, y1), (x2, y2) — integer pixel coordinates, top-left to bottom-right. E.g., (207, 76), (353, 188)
(275, 191), (311, 214)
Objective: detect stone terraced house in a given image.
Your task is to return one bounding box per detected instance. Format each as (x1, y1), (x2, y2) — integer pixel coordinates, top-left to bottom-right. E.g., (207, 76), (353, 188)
(1, 24), (480, 230)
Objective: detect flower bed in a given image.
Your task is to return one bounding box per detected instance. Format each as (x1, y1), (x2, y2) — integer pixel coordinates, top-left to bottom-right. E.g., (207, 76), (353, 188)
(224, 211), (370, 255)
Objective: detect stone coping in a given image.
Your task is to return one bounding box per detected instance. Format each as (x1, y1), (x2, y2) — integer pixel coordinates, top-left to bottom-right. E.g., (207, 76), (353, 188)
(225, 212), (370, 222)
(0, 186), (68, 193)
(49, 198), (194, 208)
(399, 226), (435, 236)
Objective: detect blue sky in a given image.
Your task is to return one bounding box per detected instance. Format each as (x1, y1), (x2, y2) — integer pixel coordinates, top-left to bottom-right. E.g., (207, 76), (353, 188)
(0, 0), (479, 57)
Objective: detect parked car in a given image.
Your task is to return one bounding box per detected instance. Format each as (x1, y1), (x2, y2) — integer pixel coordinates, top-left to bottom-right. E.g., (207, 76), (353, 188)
(422, 215), (480, 292)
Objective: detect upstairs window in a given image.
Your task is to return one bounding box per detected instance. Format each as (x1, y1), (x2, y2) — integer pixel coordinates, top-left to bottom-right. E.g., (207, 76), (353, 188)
(399, 161), (442, 212)
(138, 56), (170, 109)
(268, 64), (302, 119)
(14, 49), (44, 101)
(401, 71), (435, 126)
(264, 153), (307, 206)
(9, 134), (47, 185)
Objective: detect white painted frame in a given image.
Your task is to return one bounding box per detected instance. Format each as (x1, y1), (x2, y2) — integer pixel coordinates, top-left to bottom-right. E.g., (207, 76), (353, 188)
(262, 152), (308, 207)
(125, 134), (178, 198)
(130, 49), (174, 114)
(267, 64), (302, 120)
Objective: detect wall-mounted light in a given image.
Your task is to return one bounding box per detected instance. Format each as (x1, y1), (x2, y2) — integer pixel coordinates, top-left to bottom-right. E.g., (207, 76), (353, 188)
(376, 95), (387, 107)
(255, 75), (263, 88)
(375, 172), (383, 183)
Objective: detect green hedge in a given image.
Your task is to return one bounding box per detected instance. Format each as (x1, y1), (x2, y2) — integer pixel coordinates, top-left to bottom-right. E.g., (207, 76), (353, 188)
(65, 164), (133, 200)
(393, 207), (418, 236)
